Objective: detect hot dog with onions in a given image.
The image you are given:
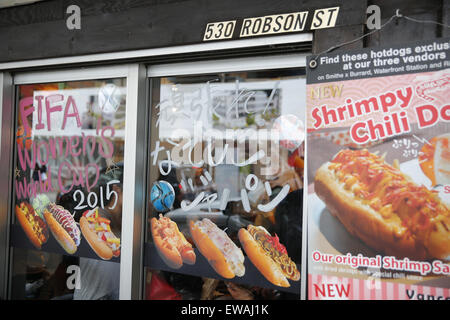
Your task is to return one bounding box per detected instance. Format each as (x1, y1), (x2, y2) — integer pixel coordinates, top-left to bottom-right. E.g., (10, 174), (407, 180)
(238, 225), (300, 287)
(80, 207), (120, 260)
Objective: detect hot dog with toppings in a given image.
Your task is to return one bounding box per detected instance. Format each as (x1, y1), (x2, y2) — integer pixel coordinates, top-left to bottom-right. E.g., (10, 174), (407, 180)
(190, 218), (245, 279)
(238, 225), (300, 287)
(315, 149), (450, 260)
(15, 201), (49, 249)
(80, 207), (120, 260)
(151, 214), (195, 269)
(44, 203), (80, 254)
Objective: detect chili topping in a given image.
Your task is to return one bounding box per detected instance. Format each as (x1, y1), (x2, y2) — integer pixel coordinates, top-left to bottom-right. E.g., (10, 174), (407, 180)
(19, 202), (48, 244)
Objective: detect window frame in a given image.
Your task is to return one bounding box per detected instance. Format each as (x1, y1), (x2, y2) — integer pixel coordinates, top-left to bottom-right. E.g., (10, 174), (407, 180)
(2, 64), (148, 300)
(0, 34), (313, 300)
(146, 54), (310, 300)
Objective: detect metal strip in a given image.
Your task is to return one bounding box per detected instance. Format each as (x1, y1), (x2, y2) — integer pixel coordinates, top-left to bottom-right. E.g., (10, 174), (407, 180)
(0, 33), (312, 71)
(119, 64), (148, 300)
(148, 53), (308, 77)
(0, 72), (14, 299)
(13, 65), (130, 85)
(0, 0), (44, 9)
(300, 138), (308, 300)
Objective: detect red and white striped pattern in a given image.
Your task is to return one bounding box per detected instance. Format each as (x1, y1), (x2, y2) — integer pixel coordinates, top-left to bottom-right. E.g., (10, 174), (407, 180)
(308, 273), (450, 300)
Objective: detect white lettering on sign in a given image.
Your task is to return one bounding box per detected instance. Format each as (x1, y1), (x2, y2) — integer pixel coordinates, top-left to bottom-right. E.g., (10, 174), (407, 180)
(66, 265), (81, 290)
(66, 5), (81, 30)
(240, 11), (309, 37)
(310, 7), (340, 30)
(203, 20), (236, 41)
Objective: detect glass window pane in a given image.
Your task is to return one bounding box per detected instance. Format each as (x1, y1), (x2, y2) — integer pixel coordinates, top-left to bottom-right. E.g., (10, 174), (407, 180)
(145, 69), (305, 300)
(11, 78), (126, 300)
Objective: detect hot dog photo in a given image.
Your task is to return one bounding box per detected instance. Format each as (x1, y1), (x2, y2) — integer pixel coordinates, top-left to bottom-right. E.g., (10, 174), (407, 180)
(14, 193), (82, 254)
(15, 201), (49, 250)
(314, 148), (450, 260)
(151, 214), (195, 269)
(144, 68), (305, 299)
(189, 218), (246, 279)
(44, 203), (81, 255)
(238, 225), (300, 287)
(12, 161), (124, 261)
(148, 213), (302, 289)
(80, 207), (121, 260)
(306, 46), (450, 300)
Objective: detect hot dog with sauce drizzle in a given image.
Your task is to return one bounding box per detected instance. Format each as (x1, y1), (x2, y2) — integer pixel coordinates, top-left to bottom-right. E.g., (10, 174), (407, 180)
(44, 203), (81, 254)
(315, 149), (450, 260)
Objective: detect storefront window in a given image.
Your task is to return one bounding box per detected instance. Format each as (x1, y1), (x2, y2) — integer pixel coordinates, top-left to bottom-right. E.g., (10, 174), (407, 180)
(10, 79), (126, 300)
(145, 69), (306, 300)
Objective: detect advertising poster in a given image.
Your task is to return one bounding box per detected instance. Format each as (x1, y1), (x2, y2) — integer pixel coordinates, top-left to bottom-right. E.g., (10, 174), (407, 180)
(306, 38), (450, 300)
(12, 81), (126, 263)
(144, 71), (306, 299)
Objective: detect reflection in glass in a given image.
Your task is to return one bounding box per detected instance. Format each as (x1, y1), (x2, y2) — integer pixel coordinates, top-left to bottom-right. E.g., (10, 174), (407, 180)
(146, 71), (306, 300)
(11, 79), (126, 300)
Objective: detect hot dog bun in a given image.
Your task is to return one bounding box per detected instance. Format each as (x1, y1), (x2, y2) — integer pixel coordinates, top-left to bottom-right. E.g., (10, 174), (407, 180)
(80, 216), (113, 260)
(180, 246), (196, 265)
(315, 149), (450, 260)
(238, 228), (290, 287)
(151, 215), (196, 269)
(15, 202), (48, 249)
(16, 205), (42, 249)
(44, 209), (78, 255)
(79, 208), (121, 260)
(189, 219), (245, 279)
